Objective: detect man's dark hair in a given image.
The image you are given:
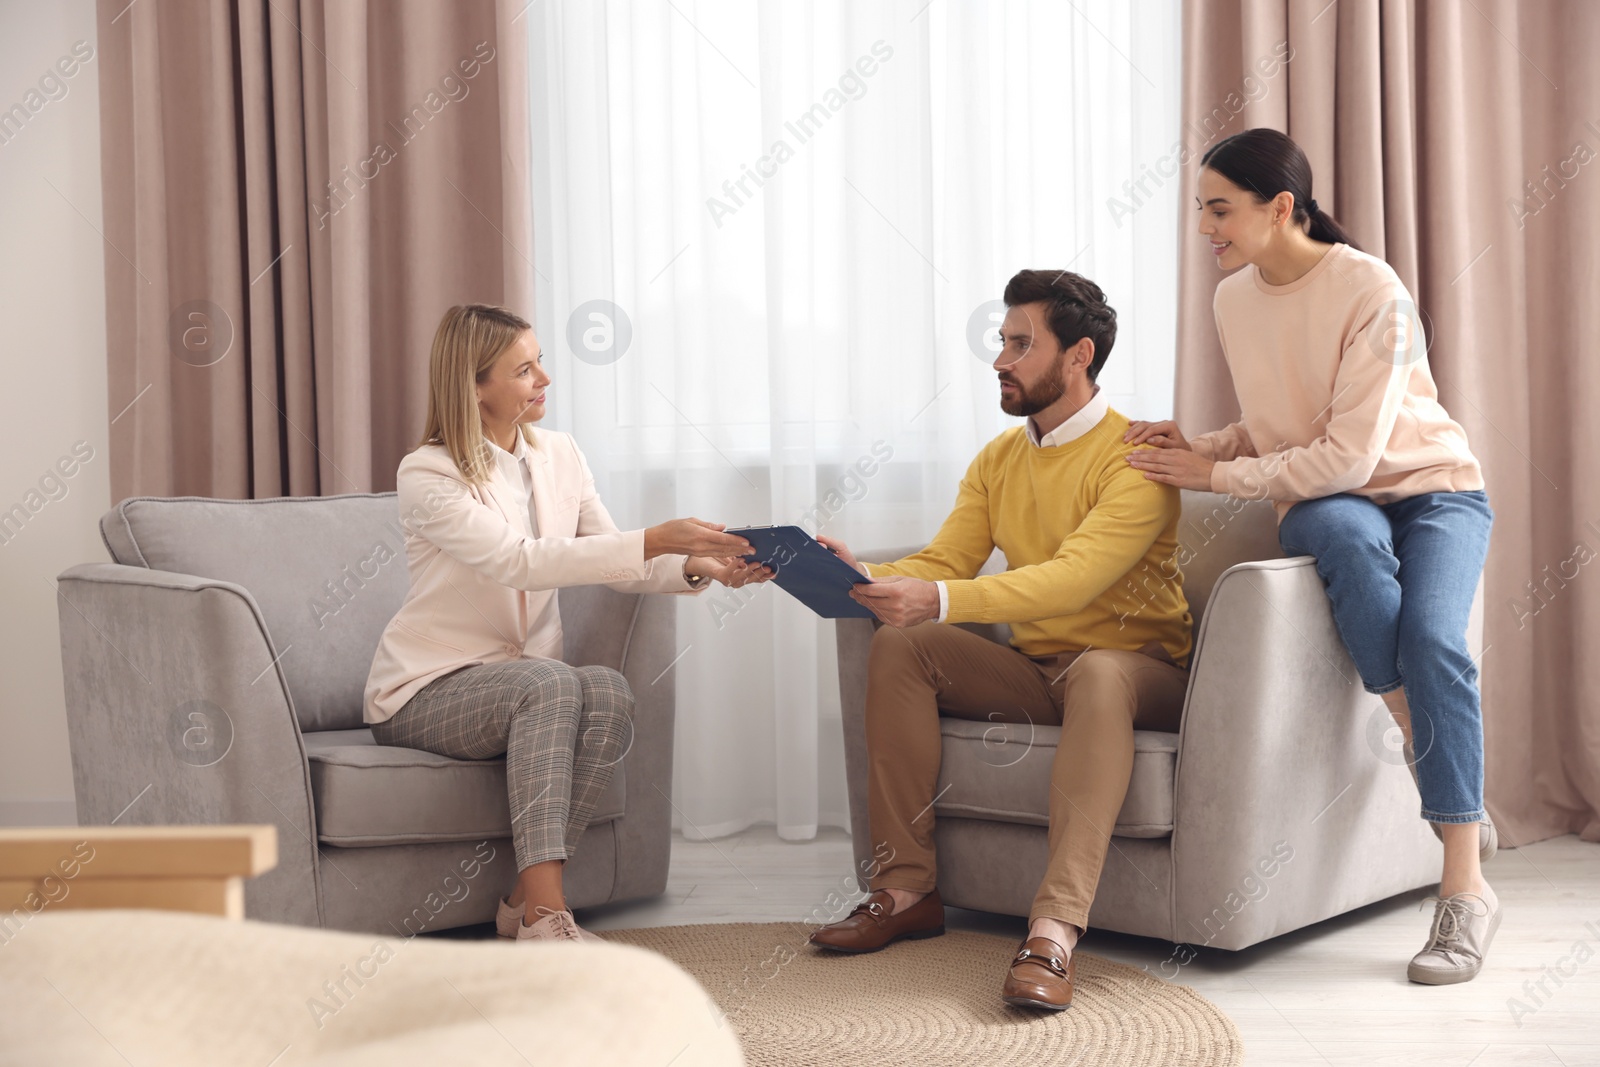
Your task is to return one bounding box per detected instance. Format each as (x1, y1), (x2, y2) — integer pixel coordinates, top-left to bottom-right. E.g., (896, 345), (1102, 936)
(1002, 270), (1117, 382)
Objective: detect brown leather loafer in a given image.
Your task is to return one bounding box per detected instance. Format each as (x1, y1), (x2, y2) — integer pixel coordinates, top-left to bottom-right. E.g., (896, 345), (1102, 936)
(1002, 936), (1076, 1010)
(808, 889), (945, 953)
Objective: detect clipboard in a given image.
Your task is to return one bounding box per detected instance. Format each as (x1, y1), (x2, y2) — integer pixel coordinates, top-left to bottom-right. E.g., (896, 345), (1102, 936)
(728, 525), (876, 619)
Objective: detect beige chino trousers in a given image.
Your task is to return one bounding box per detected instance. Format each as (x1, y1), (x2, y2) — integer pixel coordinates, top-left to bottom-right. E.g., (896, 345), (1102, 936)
(863, 621), (1188, 931)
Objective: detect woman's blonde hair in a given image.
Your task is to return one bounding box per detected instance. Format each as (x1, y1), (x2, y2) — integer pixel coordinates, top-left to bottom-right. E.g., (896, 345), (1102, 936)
(418, 303), (534, 484)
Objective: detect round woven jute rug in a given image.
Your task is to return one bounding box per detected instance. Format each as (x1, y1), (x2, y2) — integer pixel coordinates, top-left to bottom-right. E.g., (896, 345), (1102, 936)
(602, 922), (1243, 1067)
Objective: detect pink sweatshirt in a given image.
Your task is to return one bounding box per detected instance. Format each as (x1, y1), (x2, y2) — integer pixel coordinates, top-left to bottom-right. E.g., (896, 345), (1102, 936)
(1190, 242), (1484, 520)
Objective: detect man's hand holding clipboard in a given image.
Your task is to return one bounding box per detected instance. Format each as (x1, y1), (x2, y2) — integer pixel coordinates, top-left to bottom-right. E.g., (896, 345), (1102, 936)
(815, 535), (941, 629)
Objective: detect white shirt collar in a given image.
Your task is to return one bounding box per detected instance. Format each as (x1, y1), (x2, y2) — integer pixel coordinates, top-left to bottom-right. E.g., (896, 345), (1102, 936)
(485, 431), (537, 502)
(1025, 385), (1109, 448)
(485, 430), (541, 537)
(486, 429), (532, 470)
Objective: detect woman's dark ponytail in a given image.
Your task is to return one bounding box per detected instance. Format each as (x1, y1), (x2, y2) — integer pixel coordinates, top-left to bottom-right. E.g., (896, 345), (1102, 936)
(1302, 199), (1355, 247)
(1200, 128), (1361, 251)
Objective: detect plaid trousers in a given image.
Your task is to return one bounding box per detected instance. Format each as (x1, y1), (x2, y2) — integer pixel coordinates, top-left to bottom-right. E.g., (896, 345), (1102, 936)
(371, 659), (634, 870)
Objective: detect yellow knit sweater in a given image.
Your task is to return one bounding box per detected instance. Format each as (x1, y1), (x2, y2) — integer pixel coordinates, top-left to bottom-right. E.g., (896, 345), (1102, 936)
(867, 409), (1193, 666)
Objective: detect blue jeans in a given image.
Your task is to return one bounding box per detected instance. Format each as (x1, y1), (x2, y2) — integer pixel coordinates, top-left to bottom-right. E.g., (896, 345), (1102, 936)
(1278, 490), (1493, 824)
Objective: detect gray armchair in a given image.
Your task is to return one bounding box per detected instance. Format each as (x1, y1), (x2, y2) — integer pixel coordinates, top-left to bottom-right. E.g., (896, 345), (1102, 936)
(835, 490), (1480, 950)
(55, 493), (679, 934)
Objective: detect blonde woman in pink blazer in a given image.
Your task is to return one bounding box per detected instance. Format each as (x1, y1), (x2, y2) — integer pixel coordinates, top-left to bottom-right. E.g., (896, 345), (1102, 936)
(364, 303), (770, 942)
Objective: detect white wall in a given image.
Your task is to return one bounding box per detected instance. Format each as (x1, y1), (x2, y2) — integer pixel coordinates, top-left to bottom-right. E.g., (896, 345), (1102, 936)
(0, 0), (107, 826)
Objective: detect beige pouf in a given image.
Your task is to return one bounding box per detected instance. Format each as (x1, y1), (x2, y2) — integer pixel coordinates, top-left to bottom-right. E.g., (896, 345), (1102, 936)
(604, 922), (1243, 1067)
(0, 910), (744, 1066)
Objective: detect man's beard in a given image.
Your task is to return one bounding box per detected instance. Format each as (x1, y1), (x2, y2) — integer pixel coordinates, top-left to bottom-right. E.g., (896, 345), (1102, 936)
(998, 361), (1068, 417)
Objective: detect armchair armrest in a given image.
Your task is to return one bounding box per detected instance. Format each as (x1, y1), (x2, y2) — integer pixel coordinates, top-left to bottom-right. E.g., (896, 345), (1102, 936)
(835, 614), (877, 884)
(601, 590), (678, 901)
(1169, 557), (1442, 949)
(855, 545), (928, 567)
(54, 563), (321, 926)
(836, 544), (923, 881)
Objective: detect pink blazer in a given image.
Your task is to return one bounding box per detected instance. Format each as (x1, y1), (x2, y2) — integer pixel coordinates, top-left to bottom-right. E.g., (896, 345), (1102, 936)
(363, 428), (700, 724)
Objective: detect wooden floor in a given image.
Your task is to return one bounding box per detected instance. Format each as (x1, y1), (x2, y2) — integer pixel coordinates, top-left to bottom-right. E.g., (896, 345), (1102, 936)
(564, 827), (1600, 1066)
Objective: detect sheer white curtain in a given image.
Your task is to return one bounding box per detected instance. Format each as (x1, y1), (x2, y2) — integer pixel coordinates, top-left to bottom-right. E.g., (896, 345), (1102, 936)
(527, 0), (1181, 841)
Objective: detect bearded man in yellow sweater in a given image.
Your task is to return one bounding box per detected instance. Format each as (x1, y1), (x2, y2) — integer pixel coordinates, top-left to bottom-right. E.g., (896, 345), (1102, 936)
(809, 269), (1194, 1011)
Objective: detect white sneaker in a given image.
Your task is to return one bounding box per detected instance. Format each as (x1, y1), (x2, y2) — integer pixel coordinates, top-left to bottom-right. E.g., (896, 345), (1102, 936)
(500, 899), (602, 942)
(515, 906), (586, 942)
(1408, 884), (1501, 985)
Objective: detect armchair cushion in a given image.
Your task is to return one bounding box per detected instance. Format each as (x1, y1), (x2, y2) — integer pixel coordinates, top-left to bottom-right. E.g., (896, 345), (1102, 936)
(303, 730), (625, 847)
(934, 720), (1179, 838)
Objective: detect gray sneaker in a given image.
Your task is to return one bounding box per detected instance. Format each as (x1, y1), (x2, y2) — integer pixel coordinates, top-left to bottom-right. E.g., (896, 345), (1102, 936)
(1408, 885), (1501, 985)
(1403, 741), (1497, 861)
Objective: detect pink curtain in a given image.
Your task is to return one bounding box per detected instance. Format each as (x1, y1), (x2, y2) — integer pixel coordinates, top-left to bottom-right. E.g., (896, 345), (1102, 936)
(96, 0), (535, 498)
(1176, 0), (1600, 844)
